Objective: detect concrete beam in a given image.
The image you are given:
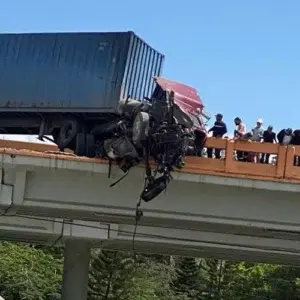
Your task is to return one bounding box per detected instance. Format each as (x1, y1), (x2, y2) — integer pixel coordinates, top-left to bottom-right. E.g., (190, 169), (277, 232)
(1, 152), (300, 240)
(105, 240), (300, 266)
(0, 216), (300, 265)
(0, 216), (112, 244)
(117, 224), (300, 253)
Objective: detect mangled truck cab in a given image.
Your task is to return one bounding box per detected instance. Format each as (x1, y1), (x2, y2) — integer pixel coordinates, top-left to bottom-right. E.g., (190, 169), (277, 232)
(0, 31), (208, 201)
(102, 76), (208, 201)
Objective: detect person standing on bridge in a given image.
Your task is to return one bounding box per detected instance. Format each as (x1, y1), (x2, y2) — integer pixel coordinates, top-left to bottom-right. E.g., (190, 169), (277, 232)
(260, 125), (277, 164)
(277, 128), (293, 145)
(234, 117), (246, 161)
(291, 129), (300, 166)
(250, 119), (264, 142)
(248, 119), (264, 162)
(207, 113), (227, 159)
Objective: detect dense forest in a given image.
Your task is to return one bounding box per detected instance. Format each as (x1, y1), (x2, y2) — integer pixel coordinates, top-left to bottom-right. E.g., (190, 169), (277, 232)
(0, 242), (299, 300)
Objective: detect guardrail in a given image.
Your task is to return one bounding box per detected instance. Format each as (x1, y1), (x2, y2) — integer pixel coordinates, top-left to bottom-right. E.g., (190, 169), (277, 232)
(184, 137), (300, 182)
(0, 139), (58, 152)
(0, 137), (300, 183)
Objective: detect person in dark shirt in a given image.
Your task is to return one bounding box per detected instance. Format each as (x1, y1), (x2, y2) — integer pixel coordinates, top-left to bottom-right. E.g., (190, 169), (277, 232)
(207, 113), (227, 159)
(291, 130), (300, 166)
(260, 125), (276, 164)
(277, 128), (293, 145)
(291, 129), (300, 145)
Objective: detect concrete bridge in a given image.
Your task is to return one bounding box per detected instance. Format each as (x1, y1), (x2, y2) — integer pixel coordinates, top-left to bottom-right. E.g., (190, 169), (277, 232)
(0, 142), (300, 239)
(0, 137), (300, 299)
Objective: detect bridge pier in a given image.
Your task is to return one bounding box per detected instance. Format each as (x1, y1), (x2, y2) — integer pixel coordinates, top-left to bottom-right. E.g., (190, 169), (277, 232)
(61, 240), (91, 300)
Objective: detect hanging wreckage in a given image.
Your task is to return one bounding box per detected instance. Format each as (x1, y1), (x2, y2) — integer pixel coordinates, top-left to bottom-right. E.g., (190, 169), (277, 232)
(98, 77), (208, 201)
(0, 31), (208, 201)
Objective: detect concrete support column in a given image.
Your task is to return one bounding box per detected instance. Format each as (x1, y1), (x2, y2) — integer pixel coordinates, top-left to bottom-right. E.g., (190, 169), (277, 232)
(61, 240), (91, 300)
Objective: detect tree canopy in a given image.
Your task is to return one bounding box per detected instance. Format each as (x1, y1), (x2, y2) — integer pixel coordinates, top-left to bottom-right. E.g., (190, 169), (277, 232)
(0, 242), (62, 300)
(0, 242), (300, 300)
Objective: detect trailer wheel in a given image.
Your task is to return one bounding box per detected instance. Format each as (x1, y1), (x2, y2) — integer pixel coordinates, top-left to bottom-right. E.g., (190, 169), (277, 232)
(75, 133), (86, 156)
(57, 119), (79, 150)
(85, 134), (95, 158)
(132, 112), (150, 148)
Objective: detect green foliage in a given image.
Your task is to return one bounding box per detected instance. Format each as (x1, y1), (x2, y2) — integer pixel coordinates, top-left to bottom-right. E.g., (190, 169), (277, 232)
(88, 250), (176, 300)
(263, 265), (300, 300)
(89, 249), (135, 300)
(33, 245), (64, 260)
(130, 256), (176, 300)
(0, 242), (62, 300)
(2, 242), (300, 300)
(172, 257), (201, 299)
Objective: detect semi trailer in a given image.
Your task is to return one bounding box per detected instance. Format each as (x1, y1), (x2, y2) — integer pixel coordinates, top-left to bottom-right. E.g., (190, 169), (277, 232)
(0, 31), (207, 201)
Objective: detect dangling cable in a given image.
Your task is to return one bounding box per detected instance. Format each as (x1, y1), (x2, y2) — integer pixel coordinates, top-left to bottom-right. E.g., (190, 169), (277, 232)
(50, 219), (65, 247)
(109, 169), (129, 187)
(132, 177), (147, 259)
(133, 142), (153, 257)
(132, 197), (142, 259)
(108, 159), (112, 178)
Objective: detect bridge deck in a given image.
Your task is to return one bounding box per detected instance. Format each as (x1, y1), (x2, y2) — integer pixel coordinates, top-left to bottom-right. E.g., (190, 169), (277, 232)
(0, 138), (300, 263)
(0, 137), (299, 184)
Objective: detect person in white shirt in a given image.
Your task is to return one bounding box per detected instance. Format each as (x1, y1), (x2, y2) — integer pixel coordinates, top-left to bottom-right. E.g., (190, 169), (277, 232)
(234, 117), (247, 161)
(251, 119), (264, 142)
(249, 119), (264, 162)
(234, 117), (246, 139)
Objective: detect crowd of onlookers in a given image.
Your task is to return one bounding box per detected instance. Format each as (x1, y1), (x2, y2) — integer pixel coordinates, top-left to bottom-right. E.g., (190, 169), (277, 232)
(205, 113), (300, 165)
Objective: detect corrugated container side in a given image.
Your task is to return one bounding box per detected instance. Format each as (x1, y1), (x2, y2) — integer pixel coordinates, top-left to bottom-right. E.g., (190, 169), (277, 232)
(0, 32), (132, 110)
(121, 32), (165, 101)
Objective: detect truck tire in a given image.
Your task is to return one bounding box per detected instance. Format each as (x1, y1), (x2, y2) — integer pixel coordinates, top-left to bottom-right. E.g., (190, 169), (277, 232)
(132, 112), (150, 148)
(57, 119), (79, 150)
(85, 134), (95, 158)
(75, 133), (86, 156)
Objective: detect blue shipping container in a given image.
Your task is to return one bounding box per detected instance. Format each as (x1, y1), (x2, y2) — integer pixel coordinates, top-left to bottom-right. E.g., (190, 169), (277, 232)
(0, 31), (164, 111)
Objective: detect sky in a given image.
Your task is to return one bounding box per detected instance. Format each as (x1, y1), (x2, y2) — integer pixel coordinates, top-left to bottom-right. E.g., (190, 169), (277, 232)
(0, 0), (299, 141)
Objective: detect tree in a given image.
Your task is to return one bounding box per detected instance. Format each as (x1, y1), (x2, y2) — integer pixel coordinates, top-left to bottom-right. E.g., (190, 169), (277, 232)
(3, 242), (300, 300)
(131, 256), (177, 300)
(265, 265), (300, 300)
(199, 259), (220, 299)
(0, 242), (62, 300)
(89, 250), (177, 300)
(172, 257), (200, 299)
(88, 249), (135, 300)
(33, 245), (64, 260)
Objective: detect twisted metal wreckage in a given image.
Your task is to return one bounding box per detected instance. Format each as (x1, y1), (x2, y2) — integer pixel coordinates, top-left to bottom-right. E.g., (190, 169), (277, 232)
(99, 77), (208, 202)
(0, 32), (208, 204)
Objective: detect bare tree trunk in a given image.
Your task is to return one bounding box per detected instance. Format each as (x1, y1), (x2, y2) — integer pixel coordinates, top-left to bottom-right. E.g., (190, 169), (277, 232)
(216, 260), (224, 300)
(104, 252), (117, 300)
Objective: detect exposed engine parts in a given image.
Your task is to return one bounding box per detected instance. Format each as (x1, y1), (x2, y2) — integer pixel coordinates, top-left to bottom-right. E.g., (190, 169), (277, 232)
(39, 78), (208, 203)
(97, 88), (207, 202)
